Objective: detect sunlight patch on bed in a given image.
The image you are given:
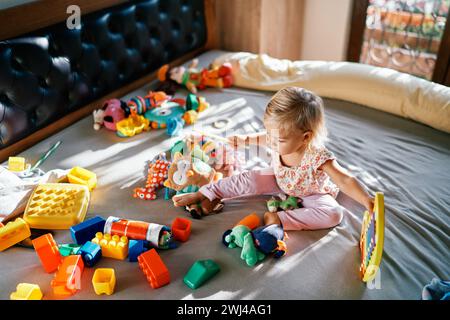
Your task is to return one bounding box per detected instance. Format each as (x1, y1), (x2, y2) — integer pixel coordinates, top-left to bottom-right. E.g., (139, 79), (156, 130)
(264, 230), (339, 277)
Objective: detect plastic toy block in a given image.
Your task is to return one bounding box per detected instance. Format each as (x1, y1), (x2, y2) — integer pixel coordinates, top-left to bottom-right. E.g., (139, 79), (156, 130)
(70, 216), (106, 245)
(23, 183), (90, 230)
(116, 114), (150, 137)
(67, 166), (97, 191)
(8, 156), (26, 172)
(92, 232), (128, 260)
(236, 213), (260, 230)
(51, 255), (84, 296)
(0, 218), (31, 252)
(171, 217), (192, 242)
(32, 233), (62, 273)
(183, 259), (220, 289)
(59, 244), (82, 256)
(10, 283), (43, 300)
(128, 240), (148, 262)
(138, 248), (170, 289)
(92, 268), (116, 295)
(79, 241), (102, 267)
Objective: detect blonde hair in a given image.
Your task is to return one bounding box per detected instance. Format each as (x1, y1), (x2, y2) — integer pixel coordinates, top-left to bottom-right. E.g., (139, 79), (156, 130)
(264, 87), (328, 148)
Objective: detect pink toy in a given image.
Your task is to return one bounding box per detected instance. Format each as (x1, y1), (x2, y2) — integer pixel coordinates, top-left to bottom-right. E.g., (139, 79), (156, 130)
(93, 99), (126, 131)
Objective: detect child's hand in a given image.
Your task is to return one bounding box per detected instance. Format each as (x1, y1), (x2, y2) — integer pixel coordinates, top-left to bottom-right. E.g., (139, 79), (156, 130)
(227, 134), (248, 149)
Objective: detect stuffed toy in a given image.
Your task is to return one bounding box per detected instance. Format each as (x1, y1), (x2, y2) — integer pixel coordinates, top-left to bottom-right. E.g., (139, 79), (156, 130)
(267, 195), (302, 212)
(157, 59), (233, 94)
(163, 151), (221, 193)
(133, 153), (170, 200)
(170, 132), (244, 177)
(224, 224), (287, 267)
(163, 151), (223, 219)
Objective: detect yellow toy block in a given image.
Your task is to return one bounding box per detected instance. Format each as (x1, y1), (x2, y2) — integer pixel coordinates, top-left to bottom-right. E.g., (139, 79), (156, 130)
(360, 192), (385, 282)
(67, 166), (97, 191)
(8, 157), (26, 172)
(116, 114), (150, 137)
(92, 268), (116, 295)
(92, 232), (128, 260)
(0, 218), (31, 252)
(10, 283), (43, 300)
(23, 183), (90, 230)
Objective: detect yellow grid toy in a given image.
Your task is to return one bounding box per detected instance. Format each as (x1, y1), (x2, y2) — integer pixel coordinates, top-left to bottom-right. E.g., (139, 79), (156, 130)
(359, 192), (385, 282)
(23, 183), (90, 230)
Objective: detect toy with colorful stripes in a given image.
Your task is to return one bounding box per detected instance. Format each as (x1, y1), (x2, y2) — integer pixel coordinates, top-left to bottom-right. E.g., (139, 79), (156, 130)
(359, 192), (385, 282)
(94, 92), (209, 137)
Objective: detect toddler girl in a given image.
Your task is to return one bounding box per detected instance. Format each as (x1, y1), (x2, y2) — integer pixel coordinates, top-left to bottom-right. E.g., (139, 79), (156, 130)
(172, 87), (374, 231)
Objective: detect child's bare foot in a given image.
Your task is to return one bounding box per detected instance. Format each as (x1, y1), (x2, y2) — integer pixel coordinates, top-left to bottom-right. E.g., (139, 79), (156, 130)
(263, 211), (281, 225)
(172, 191), (206, 207)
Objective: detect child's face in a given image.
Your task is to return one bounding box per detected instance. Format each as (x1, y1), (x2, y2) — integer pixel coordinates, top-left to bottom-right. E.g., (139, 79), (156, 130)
(264, 120), (309, 155)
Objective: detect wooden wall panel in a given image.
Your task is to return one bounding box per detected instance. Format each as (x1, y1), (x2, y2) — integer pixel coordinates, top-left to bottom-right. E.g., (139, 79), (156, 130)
(215, 0), (304, 60)
(215, 0), (263, 53)
(260, 0), (304, 60)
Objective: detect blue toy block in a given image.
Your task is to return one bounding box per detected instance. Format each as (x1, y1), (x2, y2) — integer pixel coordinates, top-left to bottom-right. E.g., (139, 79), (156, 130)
(70, 216), (106, 245)
(128, 240), (149, 262)
(79, 241), (102, 267)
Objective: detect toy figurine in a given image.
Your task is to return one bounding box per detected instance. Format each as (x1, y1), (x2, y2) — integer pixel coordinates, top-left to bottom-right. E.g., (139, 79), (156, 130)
(157, 59), (233, 94)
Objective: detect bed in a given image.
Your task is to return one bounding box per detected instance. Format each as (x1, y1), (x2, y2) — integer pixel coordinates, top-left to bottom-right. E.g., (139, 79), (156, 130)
(0, 49), (449, 300)
(1, 0), (449, 300)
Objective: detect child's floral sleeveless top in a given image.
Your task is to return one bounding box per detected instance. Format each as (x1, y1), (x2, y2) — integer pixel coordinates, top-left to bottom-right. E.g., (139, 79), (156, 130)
(272, 146), (339, 198)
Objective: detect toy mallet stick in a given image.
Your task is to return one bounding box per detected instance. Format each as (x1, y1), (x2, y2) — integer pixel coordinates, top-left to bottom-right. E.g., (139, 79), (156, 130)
(30, 140), (62, 171)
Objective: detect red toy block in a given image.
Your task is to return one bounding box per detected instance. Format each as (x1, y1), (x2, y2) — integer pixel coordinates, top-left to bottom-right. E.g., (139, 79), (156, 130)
(138, 249), (170, 289)
(171, 217), (192, 242)
(32, 233), (62, 273)
(51, 255), (84, 296)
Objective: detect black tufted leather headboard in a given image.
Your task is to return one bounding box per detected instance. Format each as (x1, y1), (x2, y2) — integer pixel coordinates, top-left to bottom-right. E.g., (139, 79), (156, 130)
(0, 0), (208, 150)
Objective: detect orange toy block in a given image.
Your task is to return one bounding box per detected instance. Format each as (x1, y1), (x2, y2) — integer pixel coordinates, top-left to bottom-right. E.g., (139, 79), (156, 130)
(51, 255), (84, 296)
(32, 233), (62, 273)
(138, 249), (170, 289)
(171, 217), (192, 242)
(236, 213), (261, 230)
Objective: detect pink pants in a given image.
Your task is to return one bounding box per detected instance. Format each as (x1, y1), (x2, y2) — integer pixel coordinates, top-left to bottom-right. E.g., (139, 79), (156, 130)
(199, 168), (345, 231)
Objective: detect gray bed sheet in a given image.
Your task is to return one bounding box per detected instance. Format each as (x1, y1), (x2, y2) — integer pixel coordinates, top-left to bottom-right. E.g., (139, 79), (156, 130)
(0, 50), (449, 300)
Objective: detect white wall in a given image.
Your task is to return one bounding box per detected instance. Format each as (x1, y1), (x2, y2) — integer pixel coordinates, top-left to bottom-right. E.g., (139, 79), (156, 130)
(300, 0), (353, 61)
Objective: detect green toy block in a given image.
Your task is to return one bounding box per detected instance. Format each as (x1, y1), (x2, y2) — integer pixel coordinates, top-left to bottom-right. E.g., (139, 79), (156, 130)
(59, 244), (82, 257)
(184, 259), (220, 289)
